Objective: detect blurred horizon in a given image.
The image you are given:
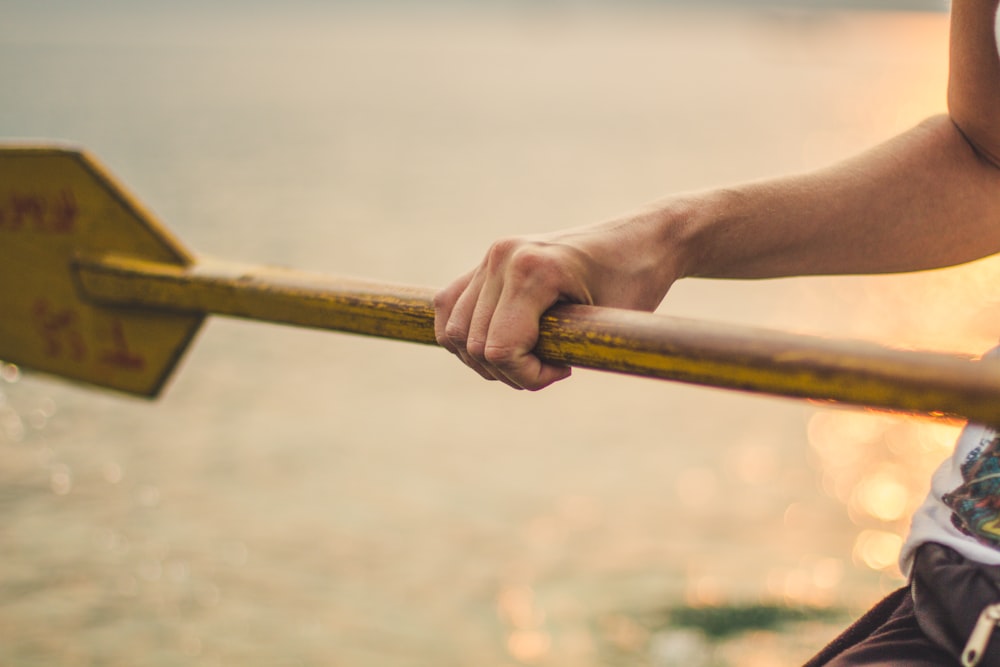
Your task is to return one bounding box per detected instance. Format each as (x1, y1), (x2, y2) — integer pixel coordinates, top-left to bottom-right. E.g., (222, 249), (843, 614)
(5, 0), (950, 10)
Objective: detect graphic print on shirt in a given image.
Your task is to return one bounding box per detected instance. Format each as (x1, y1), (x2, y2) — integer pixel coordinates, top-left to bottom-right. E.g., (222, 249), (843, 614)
(943, 429), (1000, 548)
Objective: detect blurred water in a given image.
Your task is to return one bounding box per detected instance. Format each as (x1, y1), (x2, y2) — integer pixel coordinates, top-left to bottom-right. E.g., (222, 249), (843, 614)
(1, 4), (992, 666)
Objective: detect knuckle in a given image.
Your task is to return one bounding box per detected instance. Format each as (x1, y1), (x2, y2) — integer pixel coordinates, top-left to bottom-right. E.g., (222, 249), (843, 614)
(485, 236), (524, 266)
(466, 337), (487, 360)
(435, 331), (454, 350)
(482, 343), (517, 368)
(444, 322), (469, 347)
(432, 290), (451, 312)
(507, 245), (562, 284)
(485, 237), (575, 294)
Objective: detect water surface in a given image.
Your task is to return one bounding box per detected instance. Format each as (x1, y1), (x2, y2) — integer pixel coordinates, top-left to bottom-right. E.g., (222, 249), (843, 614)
(2, 5), (989, 666)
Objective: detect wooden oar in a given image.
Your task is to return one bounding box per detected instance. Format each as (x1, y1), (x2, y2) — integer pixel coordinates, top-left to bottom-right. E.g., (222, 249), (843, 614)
(2, 144), (999, 425)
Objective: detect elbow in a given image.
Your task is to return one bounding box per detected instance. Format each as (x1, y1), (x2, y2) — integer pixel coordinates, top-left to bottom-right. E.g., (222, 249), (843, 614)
(948, 101), (1000, 169)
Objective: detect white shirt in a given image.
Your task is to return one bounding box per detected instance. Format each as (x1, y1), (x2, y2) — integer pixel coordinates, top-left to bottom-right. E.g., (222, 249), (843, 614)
(900, 348), (1000, 574)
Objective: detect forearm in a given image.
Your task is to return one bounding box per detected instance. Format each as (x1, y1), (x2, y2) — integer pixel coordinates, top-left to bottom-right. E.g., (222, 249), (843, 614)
(664, 115), (1000, 281)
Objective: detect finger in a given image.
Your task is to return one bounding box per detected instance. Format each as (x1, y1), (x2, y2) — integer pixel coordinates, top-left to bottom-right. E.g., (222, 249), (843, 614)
(473, 267), (569, 390)
(433, 270), (474, 354)
(463, 268), (503, 363)
(483, 287), (572, 390)
(481, 246), (592, 390)
(438, 269), (509, 383)
(463, 271), (528, 389)
(443, 267), (486, 356)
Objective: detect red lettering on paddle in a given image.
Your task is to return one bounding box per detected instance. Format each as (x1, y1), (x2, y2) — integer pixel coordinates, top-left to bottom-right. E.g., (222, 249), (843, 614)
(99, 319), (145, 371)
(31, 302), (145, 372)
(48, 189), (78, 233)
(0, 190), (78, 233)
(33, 299), (87, 362)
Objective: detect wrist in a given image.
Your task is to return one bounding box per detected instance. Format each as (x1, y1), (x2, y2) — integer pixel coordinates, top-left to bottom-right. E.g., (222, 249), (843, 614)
(633, 191), (719, 284)
(650, 187), (749, 281)
(584, 195), (703, 310)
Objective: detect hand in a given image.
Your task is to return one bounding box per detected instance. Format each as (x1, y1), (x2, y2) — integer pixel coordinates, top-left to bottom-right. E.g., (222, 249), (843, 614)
(434, 212), (682, 390)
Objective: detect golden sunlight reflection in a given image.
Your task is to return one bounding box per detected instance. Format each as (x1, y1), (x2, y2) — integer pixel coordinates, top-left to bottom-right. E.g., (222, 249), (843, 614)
(507, 630), (552, 664)
(801, 254), (1000, 355)
(600, 613), (649, 653)
(763, 556), (844, 608)
(497, 585), (552, 663)
(102, 461), (124, 484)
(809, 411), (962, 577)
(804, 250), (1000, 580)
(853, 530), (904, 573)
(0, 402), (25, 443)
(851, 468), (910, 523)
(1, 362), (21, 384)
(685, 574), (725, 607)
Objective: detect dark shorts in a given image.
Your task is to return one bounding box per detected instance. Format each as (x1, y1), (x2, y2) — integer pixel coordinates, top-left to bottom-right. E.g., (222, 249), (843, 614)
(805, 543), (1000, 666)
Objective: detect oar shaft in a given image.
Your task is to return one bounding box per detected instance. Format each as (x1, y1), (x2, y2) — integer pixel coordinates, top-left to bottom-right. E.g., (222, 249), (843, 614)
(75, 254), (439, 345)
(75, 253), (1000, 425)
(537, 308), (1000, 424)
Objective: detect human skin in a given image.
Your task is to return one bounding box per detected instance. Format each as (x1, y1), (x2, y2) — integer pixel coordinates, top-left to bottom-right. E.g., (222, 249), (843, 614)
(434, 0), (1000, 391)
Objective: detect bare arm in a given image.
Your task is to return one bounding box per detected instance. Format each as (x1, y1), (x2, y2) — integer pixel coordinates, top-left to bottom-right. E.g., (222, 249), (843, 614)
(679, 115), (1000, 279)
(435, 1), (1000, 390)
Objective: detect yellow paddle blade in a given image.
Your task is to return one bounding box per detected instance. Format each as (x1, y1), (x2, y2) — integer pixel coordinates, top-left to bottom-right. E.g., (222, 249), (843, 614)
(0, 144), (204, 397)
